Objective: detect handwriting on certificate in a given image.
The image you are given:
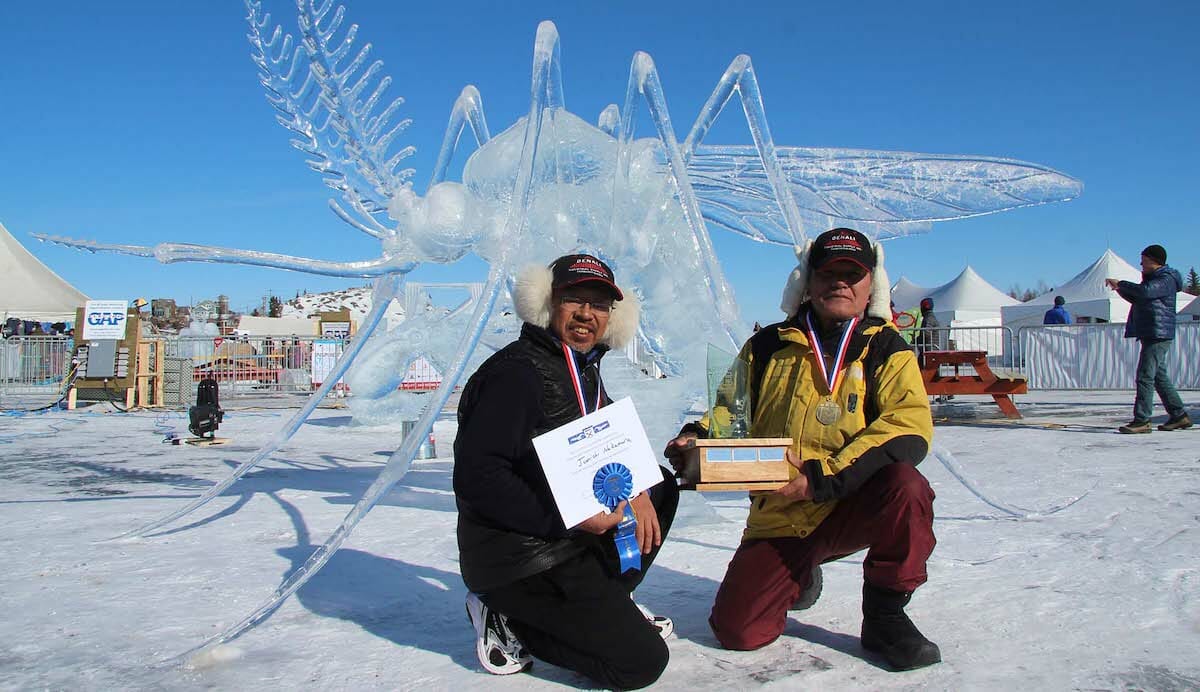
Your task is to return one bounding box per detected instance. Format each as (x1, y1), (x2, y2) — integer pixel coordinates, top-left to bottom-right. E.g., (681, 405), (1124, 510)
(532, 397), (663, 528)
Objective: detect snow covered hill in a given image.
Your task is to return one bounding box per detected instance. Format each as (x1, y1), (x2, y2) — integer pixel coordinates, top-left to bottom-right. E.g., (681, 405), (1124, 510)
(280, 285), (406, 329)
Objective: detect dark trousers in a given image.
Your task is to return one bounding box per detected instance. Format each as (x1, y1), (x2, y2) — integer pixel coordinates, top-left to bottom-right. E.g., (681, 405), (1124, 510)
(709, 463), (936, 651)
(482, 467), (679, 690)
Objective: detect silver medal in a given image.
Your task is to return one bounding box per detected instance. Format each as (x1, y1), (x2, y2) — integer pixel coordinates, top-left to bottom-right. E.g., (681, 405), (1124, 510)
(815, 398), (840, 425)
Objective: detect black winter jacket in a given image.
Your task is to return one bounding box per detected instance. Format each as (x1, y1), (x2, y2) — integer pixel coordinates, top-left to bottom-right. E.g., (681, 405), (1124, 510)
(454, 323), (610, 593)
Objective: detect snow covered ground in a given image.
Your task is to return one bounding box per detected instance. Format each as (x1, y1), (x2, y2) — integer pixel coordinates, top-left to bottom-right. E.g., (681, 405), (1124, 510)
(1, 390), (1198, 690)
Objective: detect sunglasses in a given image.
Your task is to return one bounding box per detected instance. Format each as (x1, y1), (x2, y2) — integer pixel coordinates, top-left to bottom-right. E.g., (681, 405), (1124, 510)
(813, 266), (869, 284)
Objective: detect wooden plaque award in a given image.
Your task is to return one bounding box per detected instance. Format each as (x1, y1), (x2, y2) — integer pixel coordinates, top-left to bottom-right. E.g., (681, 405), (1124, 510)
(680, 345), (793, 492)
(686, 437), (793, 491)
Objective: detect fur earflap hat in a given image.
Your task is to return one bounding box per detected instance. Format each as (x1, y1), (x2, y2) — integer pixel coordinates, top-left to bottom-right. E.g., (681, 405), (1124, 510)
(780, 227), (892, 321)
(513, 254), (640, 349)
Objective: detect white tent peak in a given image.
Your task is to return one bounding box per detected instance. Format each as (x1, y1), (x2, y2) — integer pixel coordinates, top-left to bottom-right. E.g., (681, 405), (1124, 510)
(890, 276), (929, 311)
(1, 220), (89, 323)
(1026, 248), (1139, 306)
(925, 265), (1019, 314)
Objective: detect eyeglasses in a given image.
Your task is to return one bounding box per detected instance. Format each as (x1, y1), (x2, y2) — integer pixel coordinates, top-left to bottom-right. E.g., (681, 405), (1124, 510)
(559, 295), (614, 314)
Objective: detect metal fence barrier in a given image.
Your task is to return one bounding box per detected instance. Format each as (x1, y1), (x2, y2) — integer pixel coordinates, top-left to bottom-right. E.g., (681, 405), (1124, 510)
(164, 335), (343, 399)
(14, 322), (1189, 408)
(0, 336), (74, 408)
(0, 332), (451, 409)
(904, 325), (1017, 367)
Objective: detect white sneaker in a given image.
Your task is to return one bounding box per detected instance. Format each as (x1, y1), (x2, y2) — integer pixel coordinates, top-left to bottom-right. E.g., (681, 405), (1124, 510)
(635, 602), (674, 639)
(465, 592), (532, 675)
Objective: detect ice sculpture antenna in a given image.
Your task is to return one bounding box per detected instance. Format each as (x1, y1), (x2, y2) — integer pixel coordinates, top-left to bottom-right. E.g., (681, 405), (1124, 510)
(34, 0), (1082, 656)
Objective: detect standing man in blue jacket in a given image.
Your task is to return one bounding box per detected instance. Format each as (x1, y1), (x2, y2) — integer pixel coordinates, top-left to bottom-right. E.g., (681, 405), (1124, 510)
(1105, 244), (1192, 433)
(1042, 296), (1072, 325)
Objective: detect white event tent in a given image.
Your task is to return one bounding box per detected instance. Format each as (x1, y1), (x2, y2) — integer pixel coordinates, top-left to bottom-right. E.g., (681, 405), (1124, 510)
(889, 276), (929, 312)
(1180, 294), (1200, 321)
(1001, 249), (1195, 332)
(908, 266), (1017, 354)
(923, 265), (1019, 324)
(1, 220), (88, 324)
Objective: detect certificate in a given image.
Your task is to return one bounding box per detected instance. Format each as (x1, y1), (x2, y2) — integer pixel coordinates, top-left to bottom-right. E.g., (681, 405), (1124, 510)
(532, 397), (664, 528)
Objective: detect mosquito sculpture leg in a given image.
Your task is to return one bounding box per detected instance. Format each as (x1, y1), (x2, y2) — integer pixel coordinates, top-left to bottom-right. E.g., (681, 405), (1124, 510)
(611, 52), (751, 350)
(172, 20), (564, 659)
(32, 237), (417, 278)
(117, 80), (494, 541)
(682, 55), (808, 247)
(430, 85), (491, 187)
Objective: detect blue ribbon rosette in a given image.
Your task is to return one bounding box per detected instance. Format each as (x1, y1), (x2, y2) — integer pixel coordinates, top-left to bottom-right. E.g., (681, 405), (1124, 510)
(592, 462), (641, 573)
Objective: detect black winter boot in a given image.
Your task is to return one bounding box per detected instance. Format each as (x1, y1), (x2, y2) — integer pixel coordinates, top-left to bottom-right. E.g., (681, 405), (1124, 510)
(861, 583), (941, 671)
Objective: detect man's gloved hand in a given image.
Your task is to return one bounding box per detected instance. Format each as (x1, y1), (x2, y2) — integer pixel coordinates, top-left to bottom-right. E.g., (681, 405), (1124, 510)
(663, 432), (700, 486)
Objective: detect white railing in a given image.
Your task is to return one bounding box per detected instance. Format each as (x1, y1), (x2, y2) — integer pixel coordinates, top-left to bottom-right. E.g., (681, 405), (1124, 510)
(1017, 322), (1200, 390)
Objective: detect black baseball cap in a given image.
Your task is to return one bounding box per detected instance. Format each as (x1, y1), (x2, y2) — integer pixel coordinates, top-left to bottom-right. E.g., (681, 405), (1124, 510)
(809, 228), (876, 272)
(550, 254), (623, 300)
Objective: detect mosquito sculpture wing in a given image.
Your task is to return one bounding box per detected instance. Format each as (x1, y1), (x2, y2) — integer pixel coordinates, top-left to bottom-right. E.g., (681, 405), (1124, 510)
(686, 144), (1084, 244)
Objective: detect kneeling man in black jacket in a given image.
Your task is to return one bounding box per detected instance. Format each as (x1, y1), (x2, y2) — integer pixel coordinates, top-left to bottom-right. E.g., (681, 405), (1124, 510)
(454, 253), (679, 689)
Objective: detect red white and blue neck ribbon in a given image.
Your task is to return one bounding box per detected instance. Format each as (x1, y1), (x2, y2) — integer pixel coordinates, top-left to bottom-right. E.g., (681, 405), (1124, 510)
(566, 344), (638, 572)
(562, 343), (602, 415)
(805, 311), (859, 396)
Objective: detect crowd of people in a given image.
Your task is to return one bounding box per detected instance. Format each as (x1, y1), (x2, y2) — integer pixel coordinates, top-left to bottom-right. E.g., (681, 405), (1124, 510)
(2, 318), (73, 338)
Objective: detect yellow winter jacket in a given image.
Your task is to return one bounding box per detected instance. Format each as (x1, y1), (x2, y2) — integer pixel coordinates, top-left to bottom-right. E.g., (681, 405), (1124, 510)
(697, 307), (932, 541)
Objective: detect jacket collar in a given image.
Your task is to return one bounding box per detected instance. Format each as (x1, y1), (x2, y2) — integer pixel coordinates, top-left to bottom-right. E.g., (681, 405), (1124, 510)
(520, 322), (609, 366)
(777, 302), (885, 361)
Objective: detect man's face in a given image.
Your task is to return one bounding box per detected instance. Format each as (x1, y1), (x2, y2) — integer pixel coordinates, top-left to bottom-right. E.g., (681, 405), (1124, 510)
(550, 284), (614, 352)
(1140, 254), (1160, 274)
(809, 260), (873, 323)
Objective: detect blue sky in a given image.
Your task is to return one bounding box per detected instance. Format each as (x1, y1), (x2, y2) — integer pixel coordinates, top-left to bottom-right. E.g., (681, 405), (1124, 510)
(2, 0), (1197, 325)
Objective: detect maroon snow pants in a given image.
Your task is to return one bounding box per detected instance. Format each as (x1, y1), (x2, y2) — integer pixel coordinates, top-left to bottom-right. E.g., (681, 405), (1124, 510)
(709, 463), (936, 651)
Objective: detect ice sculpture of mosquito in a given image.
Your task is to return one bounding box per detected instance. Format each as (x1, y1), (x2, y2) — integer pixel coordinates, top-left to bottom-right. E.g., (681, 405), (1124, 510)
(36, 0), (1080, 658)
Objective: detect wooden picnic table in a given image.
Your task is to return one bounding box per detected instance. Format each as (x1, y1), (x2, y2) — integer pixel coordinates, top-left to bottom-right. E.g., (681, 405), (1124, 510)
(920, 350), (1027, 419)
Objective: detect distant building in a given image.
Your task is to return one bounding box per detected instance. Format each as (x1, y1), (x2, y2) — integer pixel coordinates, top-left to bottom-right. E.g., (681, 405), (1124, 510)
(151, 298), (177, 320)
